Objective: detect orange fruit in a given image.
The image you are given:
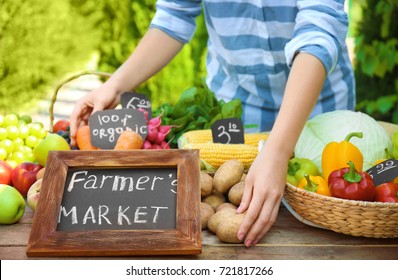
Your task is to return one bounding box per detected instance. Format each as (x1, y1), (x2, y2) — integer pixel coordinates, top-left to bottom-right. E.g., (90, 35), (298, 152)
(76, 125), (98, 150)
(114, 130), (143, 150)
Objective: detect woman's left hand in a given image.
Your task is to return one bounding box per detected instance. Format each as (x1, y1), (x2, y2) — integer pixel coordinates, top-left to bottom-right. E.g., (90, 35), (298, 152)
(236, 145), (288, 247)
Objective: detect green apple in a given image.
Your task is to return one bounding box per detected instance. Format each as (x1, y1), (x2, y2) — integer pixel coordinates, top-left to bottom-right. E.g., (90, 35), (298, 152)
(0, 184), (25, 224)
(33, 133), (71, 166)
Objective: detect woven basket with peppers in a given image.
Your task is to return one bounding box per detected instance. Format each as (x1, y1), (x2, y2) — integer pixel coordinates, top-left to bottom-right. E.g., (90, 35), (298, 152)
(284, 125), (398, 238)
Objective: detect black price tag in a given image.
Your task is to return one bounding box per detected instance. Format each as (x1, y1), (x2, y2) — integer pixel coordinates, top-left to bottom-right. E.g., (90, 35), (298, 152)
(366, 159), (398, 186)
(88, 108), (148, 149)
(211, 118), (244, 144)
(120, 91), (152, 120)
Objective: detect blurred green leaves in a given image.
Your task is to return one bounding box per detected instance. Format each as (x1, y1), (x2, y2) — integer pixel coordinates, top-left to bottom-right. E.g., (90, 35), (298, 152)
(0, 0), (101, 113)
(354, 0), (398, 124)
(0, 0), (208, 114)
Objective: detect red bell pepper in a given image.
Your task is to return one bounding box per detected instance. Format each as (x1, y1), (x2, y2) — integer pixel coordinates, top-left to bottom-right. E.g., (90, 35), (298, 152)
(329, 161), (376, 201)
(375, 183), (398, 203)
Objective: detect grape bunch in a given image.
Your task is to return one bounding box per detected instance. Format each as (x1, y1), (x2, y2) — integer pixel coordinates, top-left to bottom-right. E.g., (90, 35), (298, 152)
(138, 108), (173, 149)
(0, 113), (48, 168)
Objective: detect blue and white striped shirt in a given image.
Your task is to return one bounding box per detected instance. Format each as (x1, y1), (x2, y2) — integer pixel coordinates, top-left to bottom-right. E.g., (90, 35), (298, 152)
(150, 0), (355, 131)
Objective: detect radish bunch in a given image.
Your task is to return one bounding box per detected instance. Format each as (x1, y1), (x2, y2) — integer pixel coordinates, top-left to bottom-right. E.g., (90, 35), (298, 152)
(138, 108), (172, 149)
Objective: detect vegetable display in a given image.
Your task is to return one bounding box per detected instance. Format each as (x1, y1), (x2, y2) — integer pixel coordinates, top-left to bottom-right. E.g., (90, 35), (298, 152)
(375, 183), (398, 203)
(297, 175), (331, 196)
(321, 132), (364, 182)
(153, 84), (243, 148)
(328, 161), (376, 202)
(286, 157), (320, 186)
(295, 110), (393, 172)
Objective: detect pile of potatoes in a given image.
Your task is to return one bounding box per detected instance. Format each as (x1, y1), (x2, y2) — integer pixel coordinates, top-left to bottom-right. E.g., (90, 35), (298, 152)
(200, 159), (246, 243)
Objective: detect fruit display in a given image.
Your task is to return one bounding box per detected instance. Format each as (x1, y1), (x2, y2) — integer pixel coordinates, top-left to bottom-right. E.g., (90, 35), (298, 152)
(12, 162), (43, 197)
(0, 184), (25, 224)
(33, 133), (71, 166)
(0, 113), (48, 168)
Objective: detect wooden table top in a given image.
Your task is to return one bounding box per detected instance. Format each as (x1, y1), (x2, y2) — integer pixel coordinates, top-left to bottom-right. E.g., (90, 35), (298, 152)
(1, 205), (398, 260)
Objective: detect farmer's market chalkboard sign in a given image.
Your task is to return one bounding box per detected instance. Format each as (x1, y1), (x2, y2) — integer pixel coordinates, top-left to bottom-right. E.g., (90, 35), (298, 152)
(26, 150), (201, 257)
(57, 167), (177, 231)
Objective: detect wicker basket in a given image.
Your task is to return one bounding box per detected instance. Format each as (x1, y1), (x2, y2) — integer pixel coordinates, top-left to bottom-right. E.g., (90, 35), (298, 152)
(283, 121), (398, 238)
(283, 183), (398, 238)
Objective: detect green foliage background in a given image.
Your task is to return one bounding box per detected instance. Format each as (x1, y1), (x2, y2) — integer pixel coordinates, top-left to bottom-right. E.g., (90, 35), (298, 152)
(0, 0), (101, 113)
(353, 0), (398, 123)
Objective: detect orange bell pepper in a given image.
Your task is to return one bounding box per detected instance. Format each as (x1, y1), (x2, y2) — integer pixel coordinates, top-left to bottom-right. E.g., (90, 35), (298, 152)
(322, 132), (364, 183)
(298, 175), (331, 196)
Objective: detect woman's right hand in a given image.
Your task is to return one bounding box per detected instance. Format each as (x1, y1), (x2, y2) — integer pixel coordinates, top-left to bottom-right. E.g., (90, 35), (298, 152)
(69, 84), (121, 146)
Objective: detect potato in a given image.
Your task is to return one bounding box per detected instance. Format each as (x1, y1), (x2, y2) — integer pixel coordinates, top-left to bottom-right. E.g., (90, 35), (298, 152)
(228, 181), (245, 206)
(216, 213), (245, 243)
(202, 191), (226, 211)
(200, 202), (215, 230)
(200, 171), (213, 198)
(213, 160), (244, 194)
(207, 208), (236, 233)
(216, 202), (237, 212)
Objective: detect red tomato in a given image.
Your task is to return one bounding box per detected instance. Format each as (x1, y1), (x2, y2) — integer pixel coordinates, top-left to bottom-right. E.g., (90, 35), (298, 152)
(53, 119), (70, 133)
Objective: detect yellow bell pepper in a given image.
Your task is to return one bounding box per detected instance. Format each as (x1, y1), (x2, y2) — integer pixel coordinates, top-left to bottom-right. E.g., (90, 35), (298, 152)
(322, 132), (364, 183)
(298, 175), (331, 196)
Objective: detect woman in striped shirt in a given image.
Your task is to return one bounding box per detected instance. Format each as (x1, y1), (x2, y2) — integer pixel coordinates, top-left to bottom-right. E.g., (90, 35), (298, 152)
(70, 0), (355, 247)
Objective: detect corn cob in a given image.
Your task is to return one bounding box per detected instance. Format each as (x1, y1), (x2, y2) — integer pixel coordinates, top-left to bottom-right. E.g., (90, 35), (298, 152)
(182, 142), (259, 170)
(177, 129), (269, 148)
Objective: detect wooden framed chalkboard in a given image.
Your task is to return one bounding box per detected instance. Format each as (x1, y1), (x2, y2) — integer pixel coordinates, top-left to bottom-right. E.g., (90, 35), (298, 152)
(26, 149), (201, 257)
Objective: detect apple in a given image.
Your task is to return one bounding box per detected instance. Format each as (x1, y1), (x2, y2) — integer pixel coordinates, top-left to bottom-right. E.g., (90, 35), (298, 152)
(53, 119), (70, 133)
(0, 184), (25, 224)
(36, 167), (46, 180)
(0, 160), (13, 185)
(12, 162), (43, 197)
(33, 133), (71, 166)
(27, 178), (42, 212)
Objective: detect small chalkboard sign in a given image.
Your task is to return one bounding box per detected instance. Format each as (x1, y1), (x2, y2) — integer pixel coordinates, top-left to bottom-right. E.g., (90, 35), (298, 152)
(121, 91), (153, 120)
(88, 108), (148, 149)
(26, 150), (201, 257)
(211, 118), (244, 144)
(366, 158), (398, 186)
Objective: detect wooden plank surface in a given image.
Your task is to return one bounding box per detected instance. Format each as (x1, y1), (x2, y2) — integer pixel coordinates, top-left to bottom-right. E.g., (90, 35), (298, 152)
(1, 206), (398, 260)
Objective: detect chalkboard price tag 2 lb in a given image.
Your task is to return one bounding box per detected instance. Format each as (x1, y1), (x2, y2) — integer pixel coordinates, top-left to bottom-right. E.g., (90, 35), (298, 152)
(366, 158), (398, 186)
(88, 108), (148, 149)
(211, 118), (244, 144)
(26, 149), (201, 257)
(120, 91), (152, 120)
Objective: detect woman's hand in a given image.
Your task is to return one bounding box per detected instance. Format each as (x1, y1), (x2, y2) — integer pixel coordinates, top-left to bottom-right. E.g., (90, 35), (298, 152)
(236, 143), (288, 247)
(69, 84), (120, 146)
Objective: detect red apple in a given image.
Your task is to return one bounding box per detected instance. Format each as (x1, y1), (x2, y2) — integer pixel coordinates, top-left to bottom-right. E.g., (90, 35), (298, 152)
(0, 160), (13, 185)
(53, 119), (70, 133)
(12, 162), (43, 197)
(27, 178), (42, 212)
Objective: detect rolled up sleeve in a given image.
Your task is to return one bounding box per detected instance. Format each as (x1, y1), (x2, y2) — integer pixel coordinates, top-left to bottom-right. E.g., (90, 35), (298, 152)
(150, 0), (203, 43)
(285, 0), (349, 75)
